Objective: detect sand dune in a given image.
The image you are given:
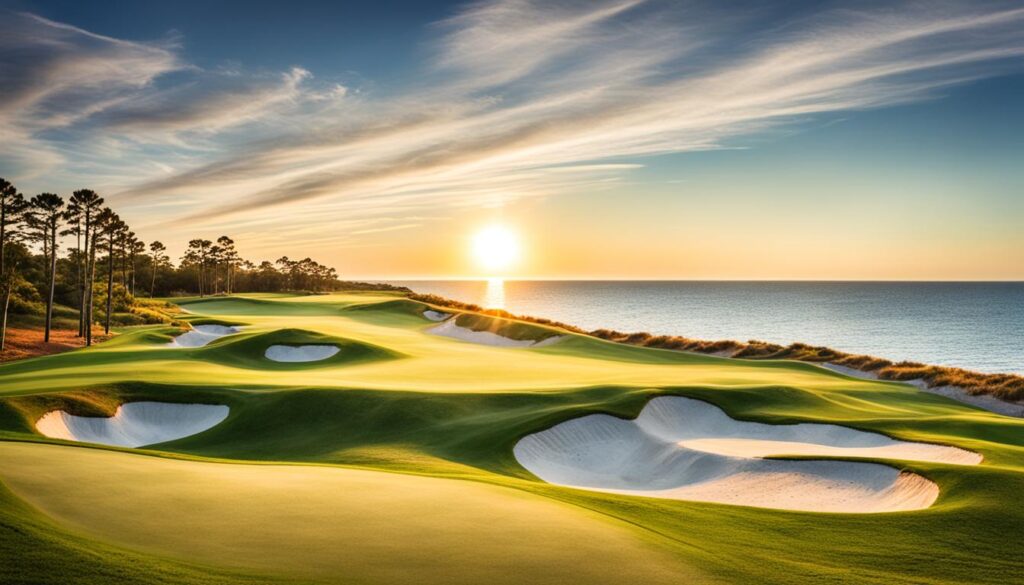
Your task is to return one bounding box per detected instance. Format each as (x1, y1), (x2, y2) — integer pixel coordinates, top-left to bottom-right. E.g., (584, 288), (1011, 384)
(428, 319), (563, 348)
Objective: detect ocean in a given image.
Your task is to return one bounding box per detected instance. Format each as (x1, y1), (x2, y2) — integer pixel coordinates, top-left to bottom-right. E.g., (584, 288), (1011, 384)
(386, 280), (1024, 375)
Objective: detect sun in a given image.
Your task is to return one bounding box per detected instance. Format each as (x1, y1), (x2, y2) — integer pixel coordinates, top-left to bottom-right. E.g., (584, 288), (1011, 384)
(472, 225), (520, 273)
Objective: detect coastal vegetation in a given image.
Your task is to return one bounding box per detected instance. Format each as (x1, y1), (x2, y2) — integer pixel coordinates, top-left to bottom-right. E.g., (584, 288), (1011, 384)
(0, 293), (1022, 584)
(410, 293), (1024, 403)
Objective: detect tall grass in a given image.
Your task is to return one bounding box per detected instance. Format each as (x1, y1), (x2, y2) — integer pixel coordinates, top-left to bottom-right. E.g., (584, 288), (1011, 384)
(408, 293), (1024, 402)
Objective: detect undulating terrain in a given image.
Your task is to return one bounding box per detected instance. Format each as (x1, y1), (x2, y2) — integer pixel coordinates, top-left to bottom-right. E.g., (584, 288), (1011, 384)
(2, 292), (1022, 584)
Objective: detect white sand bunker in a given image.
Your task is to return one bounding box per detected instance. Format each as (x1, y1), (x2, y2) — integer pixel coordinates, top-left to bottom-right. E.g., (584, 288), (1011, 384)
(264, 344), (341, 362)
(36, 402), (229, 448)
(423, 310), (450, 321)
(428, 319), (563, 348)
(167, 324), (239, 348)
(514, 397), (980, 513)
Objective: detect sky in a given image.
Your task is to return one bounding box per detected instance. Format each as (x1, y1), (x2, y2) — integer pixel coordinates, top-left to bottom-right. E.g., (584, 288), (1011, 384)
(0, 0), (1022, 280)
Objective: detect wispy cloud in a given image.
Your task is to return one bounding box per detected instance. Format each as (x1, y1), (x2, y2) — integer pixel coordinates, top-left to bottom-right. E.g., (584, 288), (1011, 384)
(0, 11), (329, 178)
(2, 1), (1024, 247)
(90, 67), (312, 136)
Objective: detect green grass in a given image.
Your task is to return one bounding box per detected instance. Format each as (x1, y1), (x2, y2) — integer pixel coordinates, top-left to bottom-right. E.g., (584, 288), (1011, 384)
(196, 328), (404, 370)
(1, 293), (1023, 584)
(452, 312), (565, 342)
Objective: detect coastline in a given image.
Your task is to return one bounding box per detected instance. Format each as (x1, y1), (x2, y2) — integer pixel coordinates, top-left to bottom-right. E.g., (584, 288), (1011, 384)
(818, 363), (1024, 418)
(407, 291), (1024, 417)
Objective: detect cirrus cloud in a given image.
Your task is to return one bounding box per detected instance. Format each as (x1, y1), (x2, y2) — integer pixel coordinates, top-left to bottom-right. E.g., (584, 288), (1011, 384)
(2, 1), (1023, 250)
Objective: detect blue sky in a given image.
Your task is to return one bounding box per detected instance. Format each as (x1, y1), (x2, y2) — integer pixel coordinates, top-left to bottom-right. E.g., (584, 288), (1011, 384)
(4, 1), (444, 78)
(1, 0), (1022, 278)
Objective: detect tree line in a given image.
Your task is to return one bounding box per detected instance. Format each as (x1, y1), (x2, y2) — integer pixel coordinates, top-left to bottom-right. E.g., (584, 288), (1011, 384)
(0, 177), (359, 353)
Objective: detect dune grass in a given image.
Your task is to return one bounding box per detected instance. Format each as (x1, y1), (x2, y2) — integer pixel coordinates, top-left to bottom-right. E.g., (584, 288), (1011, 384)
(411, 292), (1024, 401)
(1, 292), (1023, 584)
(591, 332), (1024, 401)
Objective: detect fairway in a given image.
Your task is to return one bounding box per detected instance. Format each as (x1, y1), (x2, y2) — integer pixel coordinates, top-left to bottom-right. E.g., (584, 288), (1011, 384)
(0, 442), (694, 585)
(2, 293), (1023, 584)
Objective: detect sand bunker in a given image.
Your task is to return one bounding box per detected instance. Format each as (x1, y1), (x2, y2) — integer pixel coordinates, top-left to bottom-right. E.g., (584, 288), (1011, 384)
(514, 396), (980, 513)
(167, 324), (239, 348)
(428, 319), (563, 348)
(264, 344), (341, 362)
(36, 402), (229, 448)
(423, 310), (451, 321)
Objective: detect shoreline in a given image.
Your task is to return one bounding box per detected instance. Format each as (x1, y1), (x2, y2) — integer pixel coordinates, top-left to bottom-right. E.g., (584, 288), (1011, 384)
(406, 291), (1024, 417)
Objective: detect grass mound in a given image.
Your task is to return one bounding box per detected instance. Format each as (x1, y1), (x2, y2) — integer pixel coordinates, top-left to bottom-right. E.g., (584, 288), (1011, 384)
(198, 328), (403, 369)
(341, 298), (432, 317)
(452, 313), (564, 343)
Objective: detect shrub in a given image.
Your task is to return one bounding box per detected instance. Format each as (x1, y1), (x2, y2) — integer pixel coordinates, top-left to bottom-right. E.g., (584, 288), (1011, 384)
(130, 306), (172, 325)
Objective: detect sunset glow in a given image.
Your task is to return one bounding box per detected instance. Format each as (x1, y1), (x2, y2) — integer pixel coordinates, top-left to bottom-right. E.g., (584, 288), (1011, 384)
(1, 3), (1022, 584)
(0, 2), (1021, 280)
(472, 225), (520, 274)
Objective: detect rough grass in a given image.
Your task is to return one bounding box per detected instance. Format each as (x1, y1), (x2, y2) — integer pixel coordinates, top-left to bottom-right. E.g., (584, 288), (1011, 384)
(411, 292), (1024, 402)
(590, 331), (1024, 402)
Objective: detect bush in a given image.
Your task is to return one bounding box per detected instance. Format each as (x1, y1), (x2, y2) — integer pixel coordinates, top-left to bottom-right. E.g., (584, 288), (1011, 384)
(130, 306), (172, 325)
(91, 282), (133, 314)
(107, 312), (145, 326)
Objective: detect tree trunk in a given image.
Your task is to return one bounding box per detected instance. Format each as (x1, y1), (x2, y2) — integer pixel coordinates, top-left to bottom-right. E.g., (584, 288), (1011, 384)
(0, 286), (10, 352)
(80, 216), (89, 338)
(105, 239), (114, 334)
(1, 203), (5, 279)
(44, 225), (57, 343)
(0, 205), (6, 352)
(86, 234), (97, 346)
(76, 225), (83, 337)
(151, 260), (157, 298)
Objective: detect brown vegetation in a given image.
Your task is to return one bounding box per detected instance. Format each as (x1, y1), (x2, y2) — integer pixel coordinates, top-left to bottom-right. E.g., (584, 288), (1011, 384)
(408, 292), (1024, 402)
(0, 326), (112, 363)
(591, 330), (1024, 402)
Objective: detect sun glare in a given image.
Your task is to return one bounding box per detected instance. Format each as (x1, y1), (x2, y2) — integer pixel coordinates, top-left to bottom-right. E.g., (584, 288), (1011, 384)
(472, 225), (520, 273)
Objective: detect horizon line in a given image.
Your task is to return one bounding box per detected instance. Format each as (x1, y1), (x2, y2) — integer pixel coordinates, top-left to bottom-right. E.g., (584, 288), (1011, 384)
(355, 277), (1024, 284)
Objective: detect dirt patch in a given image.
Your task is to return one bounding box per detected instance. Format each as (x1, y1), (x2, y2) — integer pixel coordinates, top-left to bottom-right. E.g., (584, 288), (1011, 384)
(0, 327), (114, 363)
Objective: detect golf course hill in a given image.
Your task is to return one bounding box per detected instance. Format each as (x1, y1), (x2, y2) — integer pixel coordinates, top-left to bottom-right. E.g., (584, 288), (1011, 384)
(1, 290), (1022, 585)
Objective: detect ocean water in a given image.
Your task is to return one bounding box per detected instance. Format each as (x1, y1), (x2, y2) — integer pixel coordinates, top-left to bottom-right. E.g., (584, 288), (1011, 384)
(387, 280), (1024, 375)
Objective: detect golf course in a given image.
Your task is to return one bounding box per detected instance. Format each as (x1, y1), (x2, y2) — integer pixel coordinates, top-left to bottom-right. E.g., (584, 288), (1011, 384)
(1, 291), (1022, 585)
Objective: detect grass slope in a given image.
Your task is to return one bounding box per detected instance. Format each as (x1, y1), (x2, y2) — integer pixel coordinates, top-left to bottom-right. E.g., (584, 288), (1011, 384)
(1, 293), (1022, 585)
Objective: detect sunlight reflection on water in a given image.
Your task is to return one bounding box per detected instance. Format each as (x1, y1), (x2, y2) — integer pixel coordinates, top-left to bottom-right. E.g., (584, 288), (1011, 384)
(483, 278), (506, 309)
